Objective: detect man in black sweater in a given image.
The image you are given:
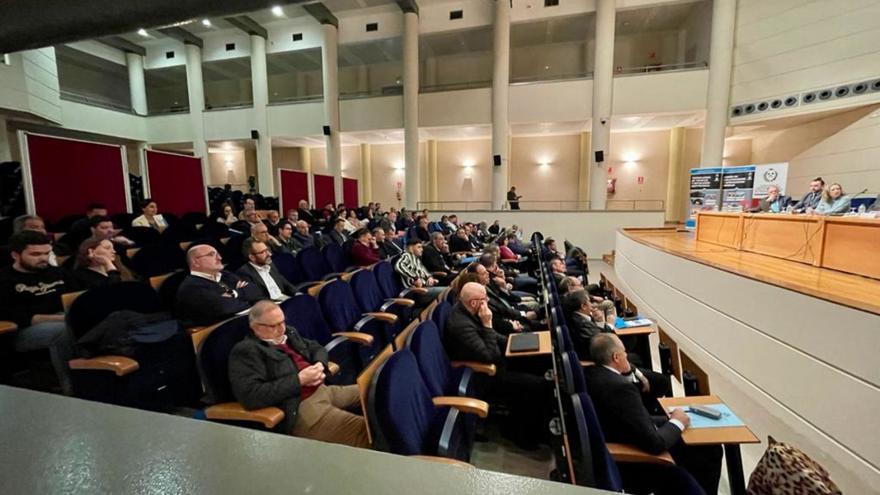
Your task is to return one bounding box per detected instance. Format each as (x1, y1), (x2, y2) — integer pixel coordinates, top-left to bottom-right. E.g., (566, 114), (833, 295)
(421, 233), (457, 284)
(585, 333), (721, 494)
(0, 231), (79, 394)
(175, 244), (262, 327)
(229, 301), (368, 447)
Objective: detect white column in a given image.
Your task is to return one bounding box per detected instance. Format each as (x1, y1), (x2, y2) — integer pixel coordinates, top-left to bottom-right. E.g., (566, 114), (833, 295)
(491, 0), (511, 210)
(0, 118), (11, 163)
(403, 11), (420, 210)
(589, 0), (615, 210)
(184, 44), (210, 184)
(321, 23), (344, 204)
(300, 146), (314, 206)
(125, 52), (148, 116)
(700, 0), (737, 168)
(250, 34), (274, 196)
(360, 143), (372, 204)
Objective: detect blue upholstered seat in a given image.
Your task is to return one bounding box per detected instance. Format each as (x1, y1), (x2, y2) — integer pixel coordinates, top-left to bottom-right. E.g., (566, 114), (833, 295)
(323, 242), (350, 273)
(297, 246), (335, 281)
(349, 269), (413, 336)
(197, 316), (251, 405)
(430, 301), (452, 338)
(406, 320), (474, 398)
(316, 280), (390, 354)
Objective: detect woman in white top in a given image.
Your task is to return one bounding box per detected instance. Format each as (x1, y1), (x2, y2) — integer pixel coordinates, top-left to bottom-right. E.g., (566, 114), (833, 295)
(216, 204), (237, 225)
(131, 198), (168, 231)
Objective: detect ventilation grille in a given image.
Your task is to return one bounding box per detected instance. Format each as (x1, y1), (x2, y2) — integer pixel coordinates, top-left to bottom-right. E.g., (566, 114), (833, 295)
(731, 76), (880, 118)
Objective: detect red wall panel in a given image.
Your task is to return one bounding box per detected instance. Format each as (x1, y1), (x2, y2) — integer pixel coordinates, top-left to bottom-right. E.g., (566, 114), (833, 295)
(145, 150), (206, 216)
(313, 174), (336, 208)
(343, 177), (359, 209)
(279, 170), (309, 214)
(26, 134), (127, 224)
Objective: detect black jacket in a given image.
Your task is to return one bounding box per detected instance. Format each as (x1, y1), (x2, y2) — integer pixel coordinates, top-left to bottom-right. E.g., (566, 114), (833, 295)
(449, 236), (474, 253)
(421, 243), (453, 273)
(175, 271), (261, 327)
(235, 263), (297, 300)
(327, 229), (348, 246)
(378, 239), (403, 259)
(568, 311), (614, 360)
(443, 301), (505, 364)
(228, 328), (329, 433)
(584, 365), (681, 455)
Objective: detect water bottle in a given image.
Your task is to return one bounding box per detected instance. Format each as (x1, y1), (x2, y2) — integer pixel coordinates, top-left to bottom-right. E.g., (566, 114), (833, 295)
(858, 204), (866, 214)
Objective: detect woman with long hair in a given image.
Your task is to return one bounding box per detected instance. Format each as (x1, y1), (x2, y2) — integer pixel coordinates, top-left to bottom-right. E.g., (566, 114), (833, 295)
(73, 236), (134, 288)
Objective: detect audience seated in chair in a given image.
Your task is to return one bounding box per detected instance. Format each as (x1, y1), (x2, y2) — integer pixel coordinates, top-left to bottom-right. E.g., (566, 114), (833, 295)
(0, 230), (79, 395)
(263, 210), (282, 236)
(327, 218), (349, 246)
(12, 214), (64, 265)
(69, 202), (108, 237)
(350, 228), (380, 267)
(374, 227), (402, 259)
(293, 220), (316, 249)
(274, 221), (302, 254)
(73, 236), (133, 289)
(236, 239), (296, 301)
(584, 333), (722, 495)
(175, 244), (261, 327)
(421, 233), (458, 284)
(250, 221), (285, 254)
(394, 238), (446, 306)
(228, 301), (369, 447)
(131, 198), (168, 232)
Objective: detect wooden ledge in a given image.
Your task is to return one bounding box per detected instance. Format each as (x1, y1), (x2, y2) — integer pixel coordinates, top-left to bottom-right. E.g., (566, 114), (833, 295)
(205, 402), (285, 429)
(411, 455), (473, 468)
(0, 321), (18, 335)
(606, 443), (675, 465)
(364, 312), (398, 324)
(449, 361), (497, 376)
(69, 356), (140, 376)
(332, 331), (374, 346)
(432, 396), (489, 418)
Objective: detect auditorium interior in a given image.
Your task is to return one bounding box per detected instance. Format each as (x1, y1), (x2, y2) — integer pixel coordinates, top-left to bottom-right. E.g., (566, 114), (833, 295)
(1, 0), (878, 493)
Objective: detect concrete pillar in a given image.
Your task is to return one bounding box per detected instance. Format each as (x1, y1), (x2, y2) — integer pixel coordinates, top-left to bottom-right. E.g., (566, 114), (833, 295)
(677, 30), (688, 66)
(427, 139), (438, 205)
(666, 127), (685, 222)
(250, 34), (274, 196)
(700, 0), (737, 167)
(577, 132), (590, 208)
(491, 0), (511, 210)
(134, 142), (149, 196)
(402, 11), (420, 210)
(300, 146), (314, 206)
(0, 118), (12, 163)
(125, 52), (148, 116)
(357, 65), (369, 94)
(321, 23), (344, 204)
(589, 0), (615, 210)
(184, 44), (210, 185)
(360, 143), (372, 204)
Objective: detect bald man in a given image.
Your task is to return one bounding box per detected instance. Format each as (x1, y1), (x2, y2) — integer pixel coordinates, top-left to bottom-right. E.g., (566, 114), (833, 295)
(175, 244), (261, 327)
(443, 282), (550, 450)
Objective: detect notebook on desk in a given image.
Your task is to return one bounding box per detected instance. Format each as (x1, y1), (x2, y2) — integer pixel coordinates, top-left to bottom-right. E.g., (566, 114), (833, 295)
(509, 333), (540, 353)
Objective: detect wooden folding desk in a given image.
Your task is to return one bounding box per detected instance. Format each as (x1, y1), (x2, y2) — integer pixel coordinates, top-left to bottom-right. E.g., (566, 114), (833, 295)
(505, 330), (552, 358)
(658, 395), (760, 495)
(616, 324), (654, 369)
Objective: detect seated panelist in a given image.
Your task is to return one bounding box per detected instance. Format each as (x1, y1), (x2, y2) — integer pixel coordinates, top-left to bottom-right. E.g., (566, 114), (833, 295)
(748, 185), (790, 213)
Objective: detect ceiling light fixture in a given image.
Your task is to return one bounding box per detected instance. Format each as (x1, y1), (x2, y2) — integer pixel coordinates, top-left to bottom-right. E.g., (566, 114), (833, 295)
(137, 28), (149, 37)
(201, 19), (212, 27)
(271, 5), (284, 17)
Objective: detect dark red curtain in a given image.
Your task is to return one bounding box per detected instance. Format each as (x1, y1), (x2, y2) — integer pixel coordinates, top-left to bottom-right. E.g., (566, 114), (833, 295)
(343, 177), (359, 209)
(26, 133), (127, 224)
(279, 170), (309, 214)
(313, 174), (336, 208)
(145, 150), (206, 216)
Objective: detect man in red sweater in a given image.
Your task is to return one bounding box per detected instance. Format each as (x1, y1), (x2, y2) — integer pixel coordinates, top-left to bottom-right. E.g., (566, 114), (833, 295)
(350, 228), (381, 267)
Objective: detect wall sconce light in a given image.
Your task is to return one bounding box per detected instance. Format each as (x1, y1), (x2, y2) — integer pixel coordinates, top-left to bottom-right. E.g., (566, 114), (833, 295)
(393, 161), (404, 171)
(462, 159), (475, 168)
(224, 158), (234, 171)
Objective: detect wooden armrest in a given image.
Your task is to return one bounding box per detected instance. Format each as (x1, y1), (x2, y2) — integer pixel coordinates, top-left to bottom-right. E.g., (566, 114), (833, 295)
(126, 247), (141, 258)
(450, 361), (497, 376)
(410, 455), (473, 468)
(386, 298), (415, 307)
(69, 356), (139, 376)
(580, 360), (595, 367)
(187, 325), (208, 335)
(432, 271), (448, 278)
(205, 402), (285, 429)
(328, 361), (340, 375)
(606, 443), (675, 465)
(364, 312), (398, 324)
(332, 332), (375, 346)
(0, 320), (18, 335)
(432, 396), (489, 418)
(407, 287), (428, 295)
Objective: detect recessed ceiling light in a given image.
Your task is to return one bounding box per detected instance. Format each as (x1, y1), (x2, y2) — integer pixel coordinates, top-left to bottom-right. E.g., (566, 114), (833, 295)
(201, 19), (212, 27)
(137, 28), (149, 37)
(271, 5), (284, 17)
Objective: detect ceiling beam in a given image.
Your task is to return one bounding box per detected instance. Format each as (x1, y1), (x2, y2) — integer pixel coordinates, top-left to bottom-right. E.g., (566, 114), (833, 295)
(302, 3), (338, 28)
(225, 15), (267, 39)
(395, 0), (419, 15)
(158, 27), (204, 48)
(97, 36), (146, 56)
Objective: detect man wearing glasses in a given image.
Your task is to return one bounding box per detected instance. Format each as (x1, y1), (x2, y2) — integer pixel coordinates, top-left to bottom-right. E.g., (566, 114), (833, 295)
(175, 244), (261, 327)
(236, 239), (296, 301)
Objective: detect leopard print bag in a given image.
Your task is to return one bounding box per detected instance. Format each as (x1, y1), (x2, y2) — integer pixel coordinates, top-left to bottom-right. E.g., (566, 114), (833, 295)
(746, 436), (841, 495)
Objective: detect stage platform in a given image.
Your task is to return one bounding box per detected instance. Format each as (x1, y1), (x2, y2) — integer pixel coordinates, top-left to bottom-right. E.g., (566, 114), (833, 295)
(622, 227), (880, 315)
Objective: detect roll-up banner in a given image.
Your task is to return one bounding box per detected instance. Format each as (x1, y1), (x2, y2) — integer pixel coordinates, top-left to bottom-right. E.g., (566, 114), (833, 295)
(721, 166), (755, 212)
(686, 167), (722, 229)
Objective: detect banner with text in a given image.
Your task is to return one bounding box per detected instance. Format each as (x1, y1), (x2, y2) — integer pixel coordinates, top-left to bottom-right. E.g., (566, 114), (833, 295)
(686, 167), (723, 229)
(721, 166), (756, 211)
(752, 162), (789, 198)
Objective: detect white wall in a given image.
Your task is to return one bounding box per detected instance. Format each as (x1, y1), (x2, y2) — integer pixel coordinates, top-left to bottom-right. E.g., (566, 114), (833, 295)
(615, 232), (880, 494)
(60, 100), (147, 141)
(0, 49), (62, 124)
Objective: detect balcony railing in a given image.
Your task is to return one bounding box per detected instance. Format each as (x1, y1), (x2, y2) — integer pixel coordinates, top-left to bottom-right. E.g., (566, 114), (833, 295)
(614, 61), (707, 77)
(417, 200), (665, 211)
(60, 90), (134, 114)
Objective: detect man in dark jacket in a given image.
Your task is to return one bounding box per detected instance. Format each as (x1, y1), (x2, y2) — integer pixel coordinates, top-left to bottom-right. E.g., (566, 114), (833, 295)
(228, 301), (369, 447)
(236, 239), (296, 301)
(175, 244), (262, 327)
(421, 233), (457, 284)
(585, 334), (721, 494)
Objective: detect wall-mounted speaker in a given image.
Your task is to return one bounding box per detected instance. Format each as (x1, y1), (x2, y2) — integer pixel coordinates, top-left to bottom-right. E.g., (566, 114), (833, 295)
(594, 150), (604, 163)
(322, 125), (331, 136)
(250, 130), (259, 140)
(493, 154), (502, 166)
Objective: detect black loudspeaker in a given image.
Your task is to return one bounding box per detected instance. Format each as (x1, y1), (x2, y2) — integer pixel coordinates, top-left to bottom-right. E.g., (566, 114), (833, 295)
(322, 125), (331, 136)
(250, 130), (259, 140)
(493, 154), (502, 166)
(658, 343), (673, 376)
(682, 371), (700, 396)
(594, 150), (604, 163)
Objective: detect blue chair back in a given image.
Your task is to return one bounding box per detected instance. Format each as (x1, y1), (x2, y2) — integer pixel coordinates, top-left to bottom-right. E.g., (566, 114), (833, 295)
(561, 350), (587, 395)
(428, 222), (443, 233)
(406, 320), (454, 397)
(298, 246), (331, 281)
(430, 301), (453, 338)
(323, 242), (348, 273)
(317, 280), (366, 332)
(570, 392), (622, 491)
(67, 282), (162, 339)
(280, 294), (333, 345)
(272, 251), (298, 284)
(129, 244), (187, 277)
(197, 316), (251, 404)
(373, 261), (401, 299)
(349, 269), (384, 313)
